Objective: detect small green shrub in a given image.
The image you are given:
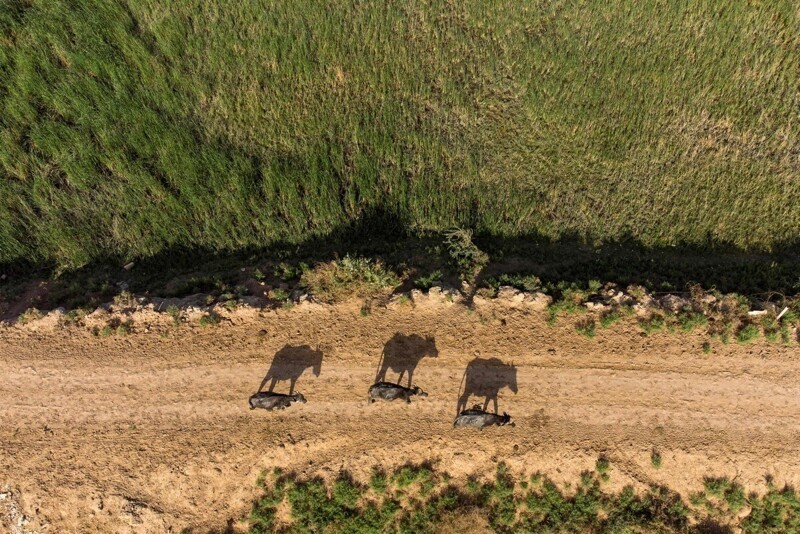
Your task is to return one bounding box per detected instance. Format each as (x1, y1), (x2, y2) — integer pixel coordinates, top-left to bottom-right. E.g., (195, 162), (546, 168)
(595, 457), (610, 475)
(736, 324), (760, 343)
(199, 313), (221, 327)
(113, 290), (136, 308)
(268, 288), (290, 301)
(651, 450), (662, 469)
(703, 477), (731, 497)
(576, 319), (596, 338)
(17, 308), (43, 325)
(702, 341), (712, 354)
(62, 308), (88, 326)
(443, 229), (488, 280)
(485, 273), (542, 292)
(600, 309), (622, 328)
(761, 314), (780, 342)
(640, 315), (665, 334)
(116, 320), (132, 335)
(99, 325), (114, 337)
(370, 469), (387, 493)
(166, 305), (181, 326)
(414, 271), (443, 290)
(678, 311), (708, 332)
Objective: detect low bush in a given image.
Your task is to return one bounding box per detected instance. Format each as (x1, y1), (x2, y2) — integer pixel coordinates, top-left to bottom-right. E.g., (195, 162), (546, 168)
(576, 319), (596, 339)
(599, 309), (622, 328)
(639, 315), (666, 334)
(484, 273), (542, 293)
(651, 450), (662, 469)
(414, 271), (443, 290)
(444, 229), (488, 281)
(736, 324), (760, 343)
(300, 256), (400, 303)
(17, 308), (43, 325)
(199, 313), (221, 327)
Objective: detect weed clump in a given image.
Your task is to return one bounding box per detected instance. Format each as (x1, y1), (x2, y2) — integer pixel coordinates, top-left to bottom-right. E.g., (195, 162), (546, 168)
(651, 450), (663, 469)
(639, 314), (666, 334)
(199, 313), (221, 327)
(166, 305), (181, 326)
(414, 271), (443, 290)
(300, 257), (399, 303)
(576, 319), (596, 338)
(736, 324), (760, 343)
(599, 309), (622, 328)
(17, 308), (43, 325)
(484, 273), (541, 293)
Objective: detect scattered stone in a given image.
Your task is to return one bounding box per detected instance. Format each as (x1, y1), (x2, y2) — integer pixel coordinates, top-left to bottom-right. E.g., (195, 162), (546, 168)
(523, 292), (552, 311)
(496, 286), (525, 304)
(658, 294), (691, 312)
(700, 294), (717, 305)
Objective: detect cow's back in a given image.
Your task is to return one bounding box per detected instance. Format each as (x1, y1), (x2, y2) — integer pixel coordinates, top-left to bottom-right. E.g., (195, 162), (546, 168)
(369, 383), (408, 401)
(454, 412), (500, 429)
(249, 393), (292, 410)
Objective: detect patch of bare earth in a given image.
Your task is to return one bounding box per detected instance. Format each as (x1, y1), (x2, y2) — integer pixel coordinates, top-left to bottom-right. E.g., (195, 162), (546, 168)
(1, 293), (800, 532)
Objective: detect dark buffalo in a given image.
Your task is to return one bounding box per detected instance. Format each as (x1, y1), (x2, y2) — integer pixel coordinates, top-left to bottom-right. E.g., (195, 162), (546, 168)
(453, 405), (513, 429)
(249, 391), (307, 411)
(368, 382), (428, 404)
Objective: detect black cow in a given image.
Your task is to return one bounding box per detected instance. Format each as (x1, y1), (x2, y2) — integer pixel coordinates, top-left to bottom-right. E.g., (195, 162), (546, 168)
(454, 405), (513, 429)
(368, 382), (428, 404)
(249, 391), (307, 411)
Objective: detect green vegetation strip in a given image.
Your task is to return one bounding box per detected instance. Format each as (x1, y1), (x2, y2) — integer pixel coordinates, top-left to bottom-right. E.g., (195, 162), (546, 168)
(2, 1), (800, 267)
(250, 463), (800, 533)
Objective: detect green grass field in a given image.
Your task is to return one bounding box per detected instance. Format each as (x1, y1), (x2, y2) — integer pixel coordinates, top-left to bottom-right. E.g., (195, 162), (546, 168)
(1, 1), (799, 268)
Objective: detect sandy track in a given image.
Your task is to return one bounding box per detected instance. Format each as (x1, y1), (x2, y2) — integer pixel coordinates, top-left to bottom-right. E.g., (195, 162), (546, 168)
(2, 298), (800, 532)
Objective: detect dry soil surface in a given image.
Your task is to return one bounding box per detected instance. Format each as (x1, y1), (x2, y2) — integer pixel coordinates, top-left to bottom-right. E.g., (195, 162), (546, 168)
(2, 295), (800, 532)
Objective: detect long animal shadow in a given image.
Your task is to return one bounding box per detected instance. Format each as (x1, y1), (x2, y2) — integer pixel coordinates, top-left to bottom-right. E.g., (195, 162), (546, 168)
(258, 344), (323, 394)
(374, 333), (438, 388)
(456, 357), (518, 414)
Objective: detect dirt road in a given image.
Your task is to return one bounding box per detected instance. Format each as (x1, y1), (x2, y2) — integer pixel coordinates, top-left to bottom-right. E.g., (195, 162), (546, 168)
(2, 295), (800, 532)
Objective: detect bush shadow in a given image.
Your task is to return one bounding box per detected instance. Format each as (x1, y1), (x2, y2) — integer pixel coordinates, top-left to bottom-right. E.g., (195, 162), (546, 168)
(3, 208), (800, 319)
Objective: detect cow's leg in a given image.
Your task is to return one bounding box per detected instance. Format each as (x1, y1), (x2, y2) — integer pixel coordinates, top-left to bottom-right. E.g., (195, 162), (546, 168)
(493, 397), (498, 414)
(483, 397), (490, 411)
(269, 377), (278, 392)
(289, 378), (296, 395)
(406, 369), (414, 388)
(457, 393), (468, 414)
(396, 370), (405, 385)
